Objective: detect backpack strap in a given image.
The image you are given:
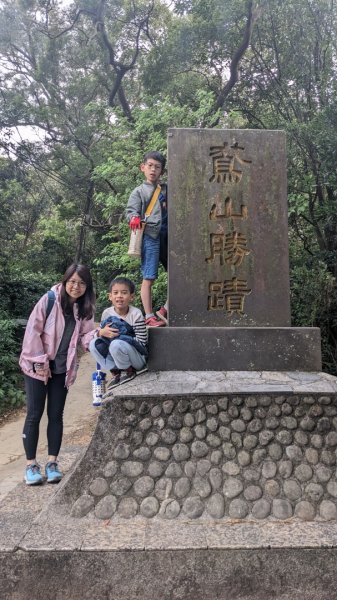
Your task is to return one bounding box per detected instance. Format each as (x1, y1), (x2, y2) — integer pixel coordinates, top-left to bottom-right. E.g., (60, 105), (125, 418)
(46, 290), (55, 320)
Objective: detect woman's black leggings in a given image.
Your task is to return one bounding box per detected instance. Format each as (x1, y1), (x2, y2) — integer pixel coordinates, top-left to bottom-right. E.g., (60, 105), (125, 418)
(22, 373), (68, 460)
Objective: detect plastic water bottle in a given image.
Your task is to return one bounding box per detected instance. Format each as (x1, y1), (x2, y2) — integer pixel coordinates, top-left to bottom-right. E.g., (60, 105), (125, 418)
(92, 366), (106, 407)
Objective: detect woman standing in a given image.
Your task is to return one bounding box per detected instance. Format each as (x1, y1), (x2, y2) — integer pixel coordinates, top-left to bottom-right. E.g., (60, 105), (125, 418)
(19, 264), (96, 485)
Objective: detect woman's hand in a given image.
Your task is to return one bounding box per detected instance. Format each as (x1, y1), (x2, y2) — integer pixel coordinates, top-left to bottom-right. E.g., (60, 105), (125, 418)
(99, 325), (120, 339)
(33, 363), (49, 376)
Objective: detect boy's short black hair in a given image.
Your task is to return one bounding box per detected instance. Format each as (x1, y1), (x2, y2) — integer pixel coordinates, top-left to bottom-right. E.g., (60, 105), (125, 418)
(109, 277), (135, 294)
(143, 151), (166, 171)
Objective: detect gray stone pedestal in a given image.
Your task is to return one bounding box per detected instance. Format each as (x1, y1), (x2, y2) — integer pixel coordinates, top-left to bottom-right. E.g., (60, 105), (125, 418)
(148, 327), (322, 371)
(2, 372), (337, 599)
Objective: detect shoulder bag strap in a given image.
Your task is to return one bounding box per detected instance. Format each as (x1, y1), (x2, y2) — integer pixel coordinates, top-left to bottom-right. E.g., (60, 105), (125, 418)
(144, 185), (161, 220)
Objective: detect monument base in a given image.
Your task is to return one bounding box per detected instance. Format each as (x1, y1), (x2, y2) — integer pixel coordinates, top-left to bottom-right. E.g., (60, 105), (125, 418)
(2, 372), (337, 599)
(148, 327), (321, 371)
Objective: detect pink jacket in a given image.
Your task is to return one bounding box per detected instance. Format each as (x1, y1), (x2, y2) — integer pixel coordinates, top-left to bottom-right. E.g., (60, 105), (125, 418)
(19, 283), (96, 388)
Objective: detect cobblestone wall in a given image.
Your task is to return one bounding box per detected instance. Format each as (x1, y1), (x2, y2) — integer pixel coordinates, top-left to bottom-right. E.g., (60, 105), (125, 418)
(70, 394), (337, 521)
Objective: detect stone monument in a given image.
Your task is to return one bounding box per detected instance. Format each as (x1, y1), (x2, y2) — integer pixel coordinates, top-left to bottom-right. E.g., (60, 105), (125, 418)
(3, 130), (337, 600)
(149, 128), (321, 371)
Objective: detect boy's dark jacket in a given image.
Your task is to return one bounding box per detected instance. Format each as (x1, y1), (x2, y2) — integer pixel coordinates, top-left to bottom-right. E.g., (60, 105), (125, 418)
(94, 316), (148, 358)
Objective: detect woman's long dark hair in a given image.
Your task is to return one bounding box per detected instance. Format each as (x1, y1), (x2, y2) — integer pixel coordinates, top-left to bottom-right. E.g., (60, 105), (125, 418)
(60, 264), (95, 320)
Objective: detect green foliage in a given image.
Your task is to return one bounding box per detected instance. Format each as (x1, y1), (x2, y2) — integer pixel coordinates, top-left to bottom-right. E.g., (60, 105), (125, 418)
(0, 0), (336, 377)
(0, 318), (25, 414)
(290, 252), (337, 375)
(0, 270), (60, 319)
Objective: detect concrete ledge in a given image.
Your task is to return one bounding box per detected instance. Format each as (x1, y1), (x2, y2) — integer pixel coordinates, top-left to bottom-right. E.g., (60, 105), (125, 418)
(2, 545), (337, 599)
(148, 327), (322, 371)
(114, 370), (337, 397)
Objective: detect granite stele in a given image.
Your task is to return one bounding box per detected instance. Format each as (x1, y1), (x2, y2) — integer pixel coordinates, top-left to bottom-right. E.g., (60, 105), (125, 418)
(2, 129), (337, 600)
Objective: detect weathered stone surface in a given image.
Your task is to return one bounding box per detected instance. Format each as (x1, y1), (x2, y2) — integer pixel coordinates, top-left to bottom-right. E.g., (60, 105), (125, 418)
(184, 461), (197, 478)
(145, 433), (159, 447)
(148, 328), (322, 371)
(223, 478), (243, 499)
(148, 461), (165, 478)
(305, 483), (324, 502)
(191, 441), (209, 458)
(159, 499), (181, 519)
(161, 429), (177, 444)
(237, 451), (251, 467)
(294, 464), (313, 482)
(179, 427), (194, 443)
(71, 495), (94, 518)
(139, 497), (159, 518)
(206, 493), (225, 518)
(209, 468), (223, 490)
(154, 478), (173, 500)
(133, 476), (155, 498)
(315, 465), (332, 483)
(153, 447), (171, 462)
(94, 495), (117, 520)
(165, 463), (183, 478)
(320, 500), (337, 521)
(163, 400), (174, 415)
(172, 443), (190, 461)
(283, 479), (302, 501)
(222, 461), (240, 476)
(229, 499), (249, 519)
(278, 460), (293, 479)
(196, 459), (212, 476)
(174, 477), (191, 498)
(252, 498), (271, 519)
(294, 501), (315, 521)
(133, 447), (151, 461)
(120, 461), (144, 477)
(103, 461), (118, 478)
(182, 497), (204, 519)
(113, 443), (130, 459)
(243, 485), (262, 501)
(89, 478), (109, 497)
(117, 497), (138, 518)
(272, 499), (293, 520)
(110, 477), (132, 496)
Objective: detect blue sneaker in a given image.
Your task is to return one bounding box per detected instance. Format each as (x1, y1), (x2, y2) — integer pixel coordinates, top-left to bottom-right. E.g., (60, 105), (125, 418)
(25, 463), (43, 486)
(45, 461), (63, 483)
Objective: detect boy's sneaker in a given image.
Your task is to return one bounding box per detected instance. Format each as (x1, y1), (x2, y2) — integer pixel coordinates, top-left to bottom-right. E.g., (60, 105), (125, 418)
(145, 316), (165, 327)
(156, 306), (168, 325)
(119, 367), (137, 385)
(107, 369), (121, 390)
(102, 367), (142, 399)
(25, 463), (43, 486)
(45, 461), (63, 483)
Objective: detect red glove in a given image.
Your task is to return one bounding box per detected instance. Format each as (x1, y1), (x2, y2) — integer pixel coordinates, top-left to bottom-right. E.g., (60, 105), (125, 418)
(129, 216), (142, 230)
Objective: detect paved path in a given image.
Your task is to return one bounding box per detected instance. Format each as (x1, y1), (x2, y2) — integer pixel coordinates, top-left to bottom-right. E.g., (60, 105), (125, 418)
(0, 353), (99, 502)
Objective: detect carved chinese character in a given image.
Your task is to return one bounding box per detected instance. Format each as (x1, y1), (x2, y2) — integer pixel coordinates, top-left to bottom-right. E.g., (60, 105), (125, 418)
(224, 231), (250, 267)
(207, 282), (224, 310)
(223, 277), (251, 315)
(205, 233), (225, 265)
(209, 197), (248, 221)
(205, 231), (250, 266)
(209, 142), (252, 184)
(208, 278), (251, 314)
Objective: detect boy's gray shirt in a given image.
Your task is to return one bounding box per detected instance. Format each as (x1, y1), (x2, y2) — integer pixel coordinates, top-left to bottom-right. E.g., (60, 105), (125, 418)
(125, 181), (162, 239)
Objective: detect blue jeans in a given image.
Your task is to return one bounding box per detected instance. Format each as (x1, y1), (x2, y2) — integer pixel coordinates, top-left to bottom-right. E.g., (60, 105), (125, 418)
(89, 338), (147, 371)
(141, 234), (160, 279)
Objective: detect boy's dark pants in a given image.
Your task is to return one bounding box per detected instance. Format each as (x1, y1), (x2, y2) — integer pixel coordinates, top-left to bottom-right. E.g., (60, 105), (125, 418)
(159, 230), (168, 271)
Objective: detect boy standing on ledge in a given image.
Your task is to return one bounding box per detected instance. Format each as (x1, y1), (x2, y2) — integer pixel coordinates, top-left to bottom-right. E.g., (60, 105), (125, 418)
(126, 151), (168, 327)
